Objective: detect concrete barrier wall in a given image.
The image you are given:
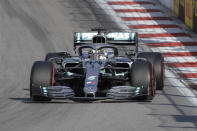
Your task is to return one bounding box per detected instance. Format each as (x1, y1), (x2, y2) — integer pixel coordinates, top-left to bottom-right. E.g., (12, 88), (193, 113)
(194, 0), (197, 32)
(173, 0), (197, 32)
(158, 0), (197, 32)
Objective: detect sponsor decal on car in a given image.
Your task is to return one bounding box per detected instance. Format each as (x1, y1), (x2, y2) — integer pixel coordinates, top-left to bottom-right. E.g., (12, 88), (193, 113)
(87, 81), (96, 84)
(107, 32), (130, 40)
(88, 76), (96, 80)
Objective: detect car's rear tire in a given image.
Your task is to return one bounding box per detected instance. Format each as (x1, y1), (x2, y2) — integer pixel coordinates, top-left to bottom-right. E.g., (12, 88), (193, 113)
(137, 52), (164, 90)
(130, 60), (154, 100)
(30, 61), (54, 101)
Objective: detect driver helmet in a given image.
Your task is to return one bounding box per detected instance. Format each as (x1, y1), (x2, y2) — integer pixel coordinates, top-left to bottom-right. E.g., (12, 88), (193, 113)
(88, 49), (95, 59)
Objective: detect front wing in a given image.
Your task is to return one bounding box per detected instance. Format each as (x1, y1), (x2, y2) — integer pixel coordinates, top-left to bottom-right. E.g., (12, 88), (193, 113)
(32, 85), (149, 100)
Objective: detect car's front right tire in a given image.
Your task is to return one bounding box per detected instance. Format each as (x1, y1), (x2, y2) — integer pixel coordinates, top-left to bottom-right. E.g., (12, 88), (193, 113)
(30, 61), (54, 101)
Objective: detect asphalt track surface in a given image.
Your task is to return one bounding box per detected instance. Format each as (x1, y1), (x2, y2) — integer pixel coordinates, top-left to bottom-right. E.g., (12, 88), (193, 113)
(0, 0), (197, 131)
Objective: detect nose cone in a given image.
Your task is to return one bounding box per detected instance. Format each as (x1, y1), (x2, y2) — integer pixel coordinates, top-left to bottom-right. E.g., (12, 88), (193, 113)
(83, 85), (97, 94)
(83, 61), (101, 96)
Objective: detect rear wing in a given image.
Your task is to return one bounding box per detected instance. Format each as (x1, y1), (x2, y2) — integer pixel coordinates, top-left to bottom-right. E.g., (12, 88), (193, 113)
(74, 32), (138, 47)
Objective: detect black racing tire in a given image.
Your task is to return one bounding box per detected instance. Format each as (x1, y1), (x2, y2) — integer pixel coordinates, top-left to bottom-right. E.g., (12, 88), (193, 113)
(30, 61), (55, 101)
(45, 52), (70, 61)
(130, 60), (155, 100)
(137, 52), (164, 90)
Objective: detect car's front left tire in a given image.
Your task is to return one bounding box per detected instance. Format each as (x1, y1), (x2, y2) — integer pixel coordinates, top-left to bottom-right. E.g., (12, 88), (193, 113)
(130, 60), (155, 100)
(138, 52), (164, 90)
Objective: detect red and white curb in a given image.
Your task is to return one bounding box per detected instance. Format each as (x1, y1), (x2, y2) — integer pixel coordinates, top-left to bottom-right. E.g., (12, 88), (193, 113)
(104, 0), (197, 88)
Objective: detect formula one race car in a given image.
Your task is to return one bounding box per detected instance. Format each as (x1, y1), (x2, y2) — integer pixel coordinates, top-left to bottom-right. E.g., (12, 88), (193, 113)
(30, 29), (164, 101)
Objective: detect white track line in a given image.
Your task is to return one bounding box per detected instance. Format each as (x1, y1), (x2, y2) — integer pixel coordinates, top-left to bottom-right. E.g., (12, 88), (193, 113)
(183, 78), (197, 84)
(117, 12), (164, 17)
(173, 67), (197, 73)
(133, 28), (184, 34)
(151, 46), (197, 53)
(113, 6), (160, 10)
(140, 37), (194, 43)
(165, 56), (197, 63)
(166, 70), (197, 106)
(110, 5), (157, 9)
(124, 20), (174, 25)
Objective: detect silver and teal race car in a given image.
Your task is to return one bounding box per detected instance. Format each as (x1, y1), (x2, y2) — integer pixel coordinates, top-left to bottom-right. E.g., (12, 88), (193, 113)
(30, 29), (164, 101)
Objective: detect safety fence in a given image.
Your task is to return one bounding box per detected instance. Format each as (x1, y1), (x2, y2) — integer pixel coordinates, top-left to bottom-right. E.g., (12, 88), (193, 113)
(174, 0), (197, 32)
